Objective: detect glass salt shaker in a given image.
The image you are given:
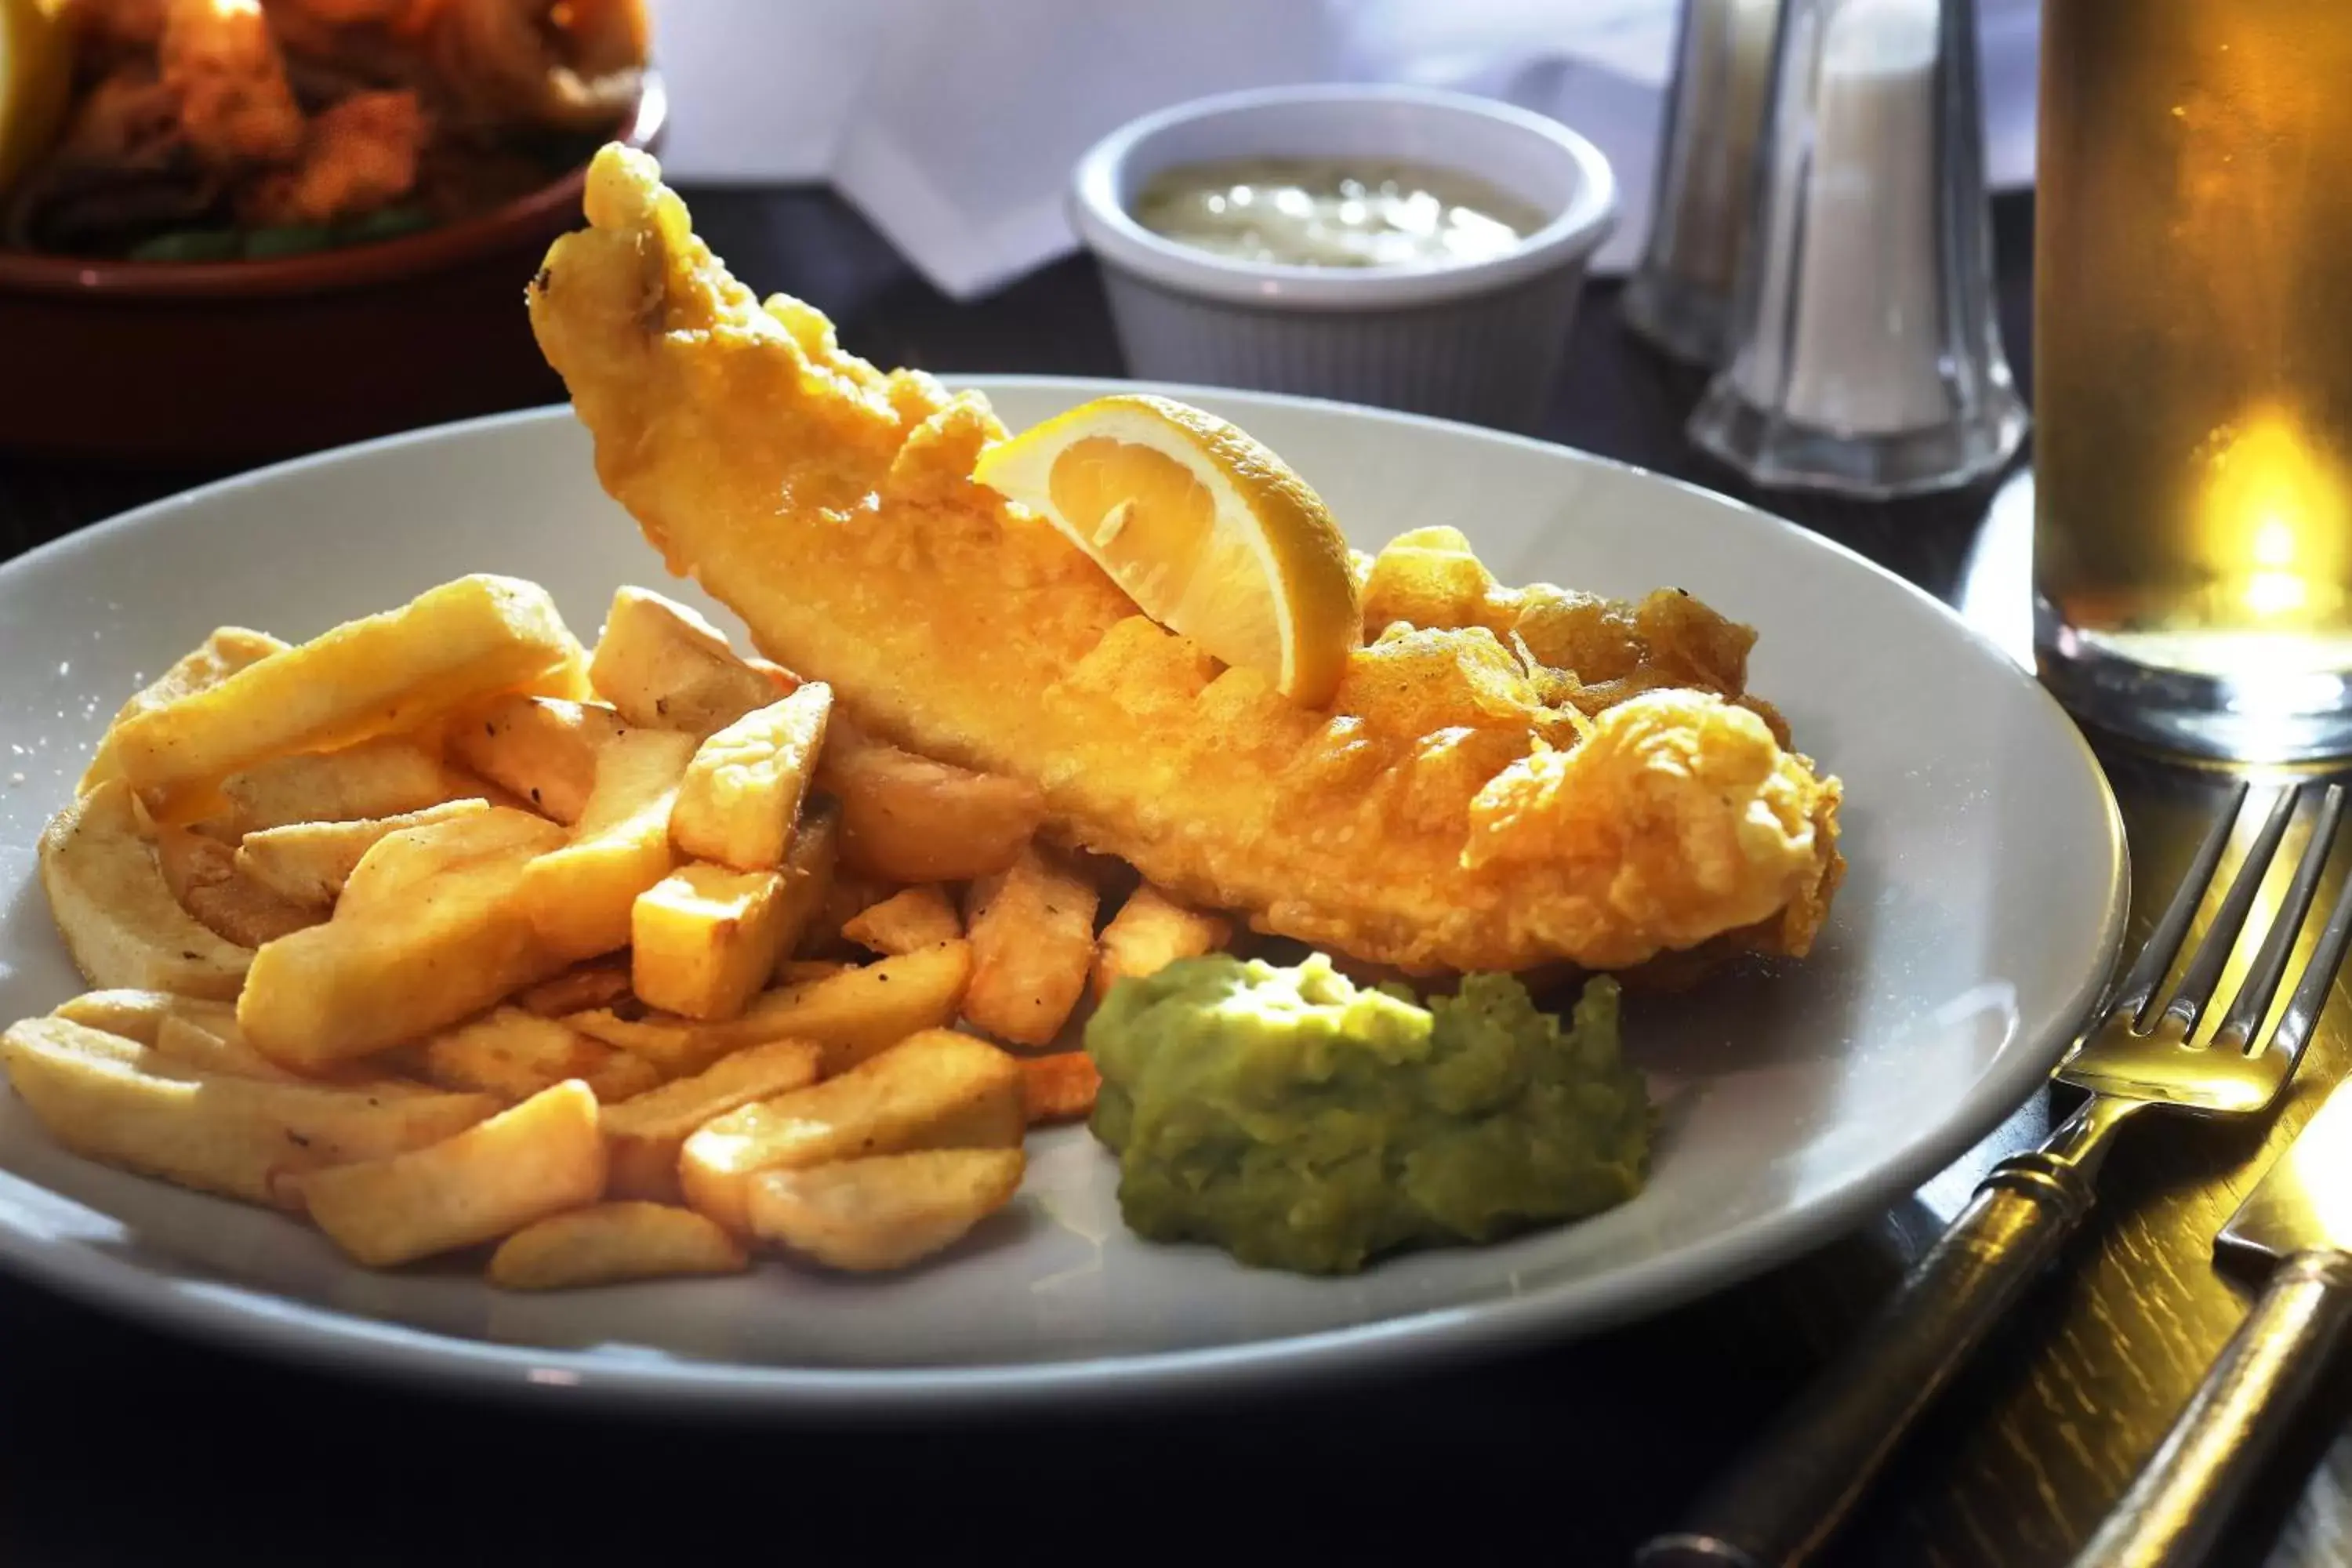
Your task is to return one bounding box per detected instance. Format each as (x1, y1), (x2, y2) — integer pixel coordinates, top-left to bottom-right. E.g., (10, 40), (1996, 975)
(1622, 0), (1784, 365)
(1686, 0), (2027, 496)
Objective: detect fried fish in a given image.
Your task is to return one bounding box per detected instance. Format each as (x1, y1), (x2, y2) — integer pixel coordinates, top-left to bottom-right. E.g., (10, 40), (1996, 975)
(528, 147), (1843, 975)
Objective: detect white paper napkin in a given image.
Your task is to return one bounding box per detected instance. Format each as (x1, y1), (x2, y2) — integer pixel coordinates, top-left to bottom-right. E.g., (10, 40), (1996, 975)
(646, 0), (2040, 301)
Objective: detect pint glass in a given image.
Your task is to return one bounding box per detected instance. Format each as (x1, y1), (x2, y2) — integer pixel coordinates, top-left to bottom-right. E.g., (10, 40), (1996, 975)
(2036, 1), (2352, 760)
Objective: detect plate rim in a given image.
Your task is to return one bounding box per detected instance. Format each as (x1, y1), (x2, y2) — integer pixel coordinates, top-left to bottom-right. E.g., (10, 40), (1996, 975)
(0, 387), (2129, 1413)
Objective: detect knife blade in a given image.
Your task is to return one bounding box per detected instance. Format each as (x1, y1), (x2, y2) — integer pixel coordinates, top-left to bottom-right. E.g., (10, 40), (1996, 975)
(2074, 1073), (2352, 1568)
(2220, 1071), (2352, 1264)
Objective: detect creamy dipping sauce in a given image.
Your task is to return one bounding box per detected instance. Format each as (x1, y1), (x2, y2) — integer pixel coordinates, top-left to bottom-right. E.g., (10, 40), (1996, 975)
(1131, 158), (1546, 270)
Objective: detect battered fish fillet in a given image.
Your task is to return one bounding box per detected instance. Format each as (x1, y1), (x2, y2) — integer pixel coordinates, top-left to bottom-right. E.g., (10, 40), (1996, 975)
(528, 147), (1844, 975)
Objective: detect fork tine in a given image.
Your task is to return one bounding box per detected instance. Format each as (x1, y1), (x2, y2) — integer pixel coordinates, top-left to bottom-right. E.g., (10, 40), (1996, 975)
(2106, 781), (2251, 1029)
(2215, 784), (2347, 1051)
(2158, 784), (2302, 1035)
(2259, 811), (2352, 1070)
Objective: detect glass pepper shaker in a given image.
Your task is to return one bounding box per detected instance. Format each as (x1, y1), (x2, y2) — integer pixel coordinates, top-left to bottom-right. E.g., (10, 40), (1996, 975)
(1622, 0), (1784, 365)
(1686, 0), (2027, 496)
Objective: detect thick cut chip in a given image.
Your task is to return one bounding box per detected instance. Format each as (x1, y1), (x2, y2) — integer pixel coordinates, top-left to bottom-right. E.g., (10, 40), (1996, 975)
(233, 799), (490, 908)
(217, 737), (453, 833)
(151, 1009), (314, 1083)
(588, 586), (782, 736)
(110, 574), (581, 822)
(962, 848), (1098, 1047)
(678, 1029), (1022, 1236)
(512, 956), (633, 1018)
(488, 1201), (748, 1289)
(841, 884), (960, 956)
(1091, 884), (1232, 1001)
(819, 722), (1044, 883)
(152, 823), (322, 946)
(238, 811), (568, 1069)
(746, 1149), (1025, 1272)
(1, 1018), (496, 1207)
(336, 805), (561, 918)
(517, 727), (697, 964)
(669, 683), (831, 870)
(600, 1037), (822, 1201)
(1017, 1052), (1102, 1125)
(51, 987), (189, 1046)
(631, 862), (793, 1022)
(570, 940), (971, 1077)
(415, 1007), (660, 1102)
(445, 695), (627, 825)
(772, 800), (840, 968)
(293, 1080), (608, 1267)
(82, 628), (289, 794)
(39, 780), (251, 1000)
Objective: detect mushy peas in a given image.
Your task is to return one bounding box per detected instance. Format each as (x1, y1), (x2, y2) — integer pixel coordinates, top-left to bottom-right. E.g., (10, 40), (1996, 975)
(1085, 953), (1650, 1275)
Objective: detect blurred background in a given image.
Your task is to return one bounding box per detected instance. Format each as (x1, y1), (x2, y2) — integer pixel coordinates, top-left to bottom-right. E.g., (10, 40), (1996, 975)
(647, 0), (2038, 298)
(0, 0), (2042, 473)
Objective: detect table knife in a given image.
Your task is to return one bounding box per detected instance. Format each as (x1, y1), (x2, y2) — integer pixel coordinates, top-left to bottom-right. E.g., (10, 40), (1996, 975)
(2074, 1071), (2352, 1566)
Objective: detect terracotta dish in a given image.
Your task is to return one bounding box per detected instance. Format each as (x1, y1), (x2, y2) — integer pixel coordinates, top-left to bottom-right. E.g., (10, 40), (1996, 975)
(0, 74), (663, 465)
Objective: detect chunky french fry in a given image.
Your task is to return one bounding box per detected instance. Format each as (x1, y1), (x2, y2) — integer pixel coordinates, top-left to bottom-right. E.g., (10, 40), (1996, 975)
(336, 804), (563, 918)
(746, 1149), (1026, 1272)
(669, 683), (831, 870)
(512, 956), (633, 1018)
(1, 1018), (497, 1207)
(963, 848), (1098, 1047)
(775, 801), (841, 966)
(517, 728), (697, 964)
(238, 811), (568, 1069)
(743, 939), (969, 1073)
(571, 940), (971, 1076)
(841, 884), (960, 956)
(38, 780), (251, 1000)
(601, 1037), (822, 1200)
(416, 1007), (660, 1103)
(152, 823), (322, 946)
(445, 695), (626, 825)
(488, 1201), (748, 1290)
(52, 987), (215, 1047)
(44, 990), (426, 1094)
(631, 863), (793, 1021)
(1091, 885), (1233, 1001)
(437, 767), (539, 818)
(111, 575), (582, 823)
(218, 737), (453, 833)
(679, 1029), (1022, 1235)
(775, 960), (848, 985)
(293, 1080), (608, 1266)
(233, 799), (491, 908)
(152, 1010), (314, 1083)
(1018, 1052), (1102, 1125)
(820, 722), (1044, 882)
(82, 627), (289, 794)
(588, 586), (781, 736)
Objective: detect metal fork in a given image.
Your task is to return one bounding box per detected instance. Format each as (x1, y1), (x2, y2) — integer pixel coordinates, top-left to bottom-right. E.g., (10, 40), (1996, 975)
(1641, 781), (2352, 1568)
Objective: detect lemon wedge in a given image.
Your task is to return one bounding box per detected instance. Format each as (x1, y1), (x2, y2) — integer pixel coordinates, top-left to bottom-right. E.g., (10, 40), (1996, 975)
(0, 0), (71, 197)
(975, 394), (1361, 706)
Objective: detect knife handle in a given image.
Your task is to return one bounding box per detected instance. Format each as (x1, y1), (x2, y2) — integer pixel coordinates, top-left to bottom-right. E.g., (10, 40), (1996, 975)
(2071, 1250), (2352, 1568)
(1638, 1095), (2136, 1568)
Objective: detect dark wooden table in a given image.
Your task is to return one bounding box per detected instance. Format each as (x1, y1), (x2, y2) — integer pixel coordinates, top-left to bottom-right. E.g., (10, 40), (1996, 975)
(3, 188), (2349, 1567)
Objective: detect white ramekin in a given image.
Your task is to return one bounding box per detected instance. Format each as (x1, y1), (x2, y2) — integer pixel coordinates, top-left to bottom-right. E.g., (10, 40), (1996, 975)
(1069, 85), (1618, 432)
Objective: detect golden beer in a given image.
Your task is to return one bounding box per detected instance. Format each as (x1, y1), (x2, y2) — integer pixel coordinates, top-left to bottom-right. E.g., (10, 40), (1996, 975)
(2036, 0), (2352, 757)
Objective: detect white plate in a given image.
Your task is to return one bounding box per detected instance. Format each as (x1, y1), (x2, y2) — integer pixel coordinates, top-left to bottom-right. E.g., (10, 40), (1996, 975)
(0, 383), (2125, 1411)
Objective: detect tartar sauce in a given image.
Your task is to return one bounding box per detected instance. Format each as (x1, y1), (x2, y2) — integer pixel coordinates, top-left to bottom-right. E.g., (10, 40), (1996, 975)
(1131, 158), (1544, 270)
